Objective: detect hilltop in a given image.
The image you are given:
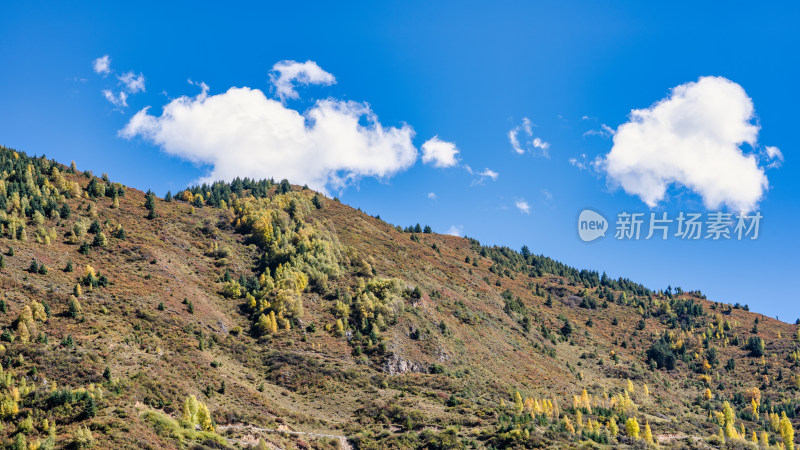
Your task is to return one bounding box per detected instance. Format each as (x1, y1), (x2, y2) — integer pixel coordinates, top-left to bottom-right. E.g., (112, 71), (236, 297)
(0, 145), (798, 449)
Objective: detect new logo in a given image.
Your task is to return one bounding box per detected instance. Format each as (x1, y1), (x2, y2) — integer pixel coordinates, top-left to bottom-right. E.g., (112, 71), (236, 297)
(578, 209), (607, 242)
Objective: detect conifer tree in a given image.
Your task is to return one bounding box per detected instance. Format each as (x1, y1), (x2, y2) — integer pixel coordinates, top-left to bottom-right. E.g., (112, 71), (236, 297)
(93, 232), (107, 247)
(68, 296), (82, 319)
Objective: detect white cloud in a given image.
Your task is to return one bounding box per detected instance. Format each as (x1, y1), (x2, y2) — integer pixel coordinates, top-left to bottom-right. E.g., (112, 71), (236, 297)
(269, 60), (336, 101)
(93, 56), (145, 108)
(480, 168), (499, 180)
(120, 83), (417, 193)
(583, 124), (615, 138)
(464, 165), (499, 185)
(421, 136), (460, 168)
(445, 225), (463, 236)
(569, 153), (596, 171)
(93, 55), (111, 75)
(102, 90), (128, 108)
(532, 137), (549, 150)
(541, 189), (553, 202)
(600, 76), (774, 212)
(427, 192), (437, 200)
(118, 72), (146, 93)
(764, 145), (784, 169)
(508, 117), (550, 156)
(515, 199), (531, 214)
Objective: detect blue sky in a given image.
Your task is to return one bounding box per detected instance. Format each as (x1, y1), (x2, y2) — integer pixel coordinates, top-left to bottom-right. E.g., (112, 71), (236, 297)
(1, 2), (798, 319)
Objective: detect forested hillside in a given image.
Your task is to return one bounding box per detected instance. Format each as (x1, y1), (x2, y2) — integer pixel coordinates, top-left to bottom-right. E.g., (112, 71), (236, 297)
(0, 145), (798, 449)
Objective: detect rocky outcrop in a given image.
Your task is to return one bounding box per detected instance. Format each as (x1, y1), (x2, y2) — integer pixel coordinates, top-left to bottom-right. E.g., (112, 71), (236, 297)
(383, 353), (426, 375)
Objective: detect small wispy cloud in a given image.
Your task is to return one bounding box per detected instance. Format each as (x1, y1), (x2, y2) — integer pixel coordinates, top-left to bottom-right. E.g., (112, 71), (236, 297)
(427, 192), (437, 200)
(508, 117), (550, 156)
(569, 153), (600, 172)
(93, 55), (145, 109)
(102, 89), (128, 108)
(515, 199), (531, 214)
(269, 60), (336, 101)
(583, 123), (615, 138)
(446, 225), (463, 236)
(118, 72), (146, 93)
(479, 168), (499, 180)
(465, 165), (499, 185)
(93, 55), (111, 76)
(763, 146), (784, 169)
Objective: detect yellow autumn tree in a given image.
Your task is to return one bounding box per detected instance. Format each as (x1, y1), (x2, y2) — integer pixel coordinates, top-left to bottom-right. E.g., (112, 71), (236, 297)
(751, 398), (760, 420)
(563, 417), (575, 434)
(15, 321), (29, 344)
(722, 401), (739, 439)
(197, 402), (214, 431)
(514, 390), (524, 414)
(642, 421), (654, 445)
(607, 417), (619, 437)
(770, 412), (781, 432)
(256, 311), (278, 335)
(780, 412), (795, 450)
(182, 395), (199, 426)
(626, 417), (640, 439)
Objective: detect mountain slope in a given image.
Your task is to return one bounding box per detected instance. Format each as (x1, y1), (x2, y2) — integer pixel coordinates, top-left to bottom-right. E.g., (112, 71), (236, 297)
(0, 145), (797, 449)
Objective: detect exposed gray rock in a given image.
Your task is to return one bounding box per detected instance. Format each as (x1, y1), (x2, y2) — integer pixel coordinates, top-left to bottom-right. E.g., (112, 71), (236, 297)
(383, 353), (426, 375)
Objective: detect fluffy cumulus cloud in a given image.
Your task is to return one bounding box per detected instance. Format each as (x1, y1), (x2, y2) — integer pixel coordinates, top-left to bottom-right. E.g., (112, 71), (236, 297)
(508, 117), (550, 156)
(600, 76), (777, 212)
(269, 60), (336, 101)
(515, 199), (531, 214)
(93, 55), (111, 75)
(421, 136), (460, 168)
(120, 82), (417, 193)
